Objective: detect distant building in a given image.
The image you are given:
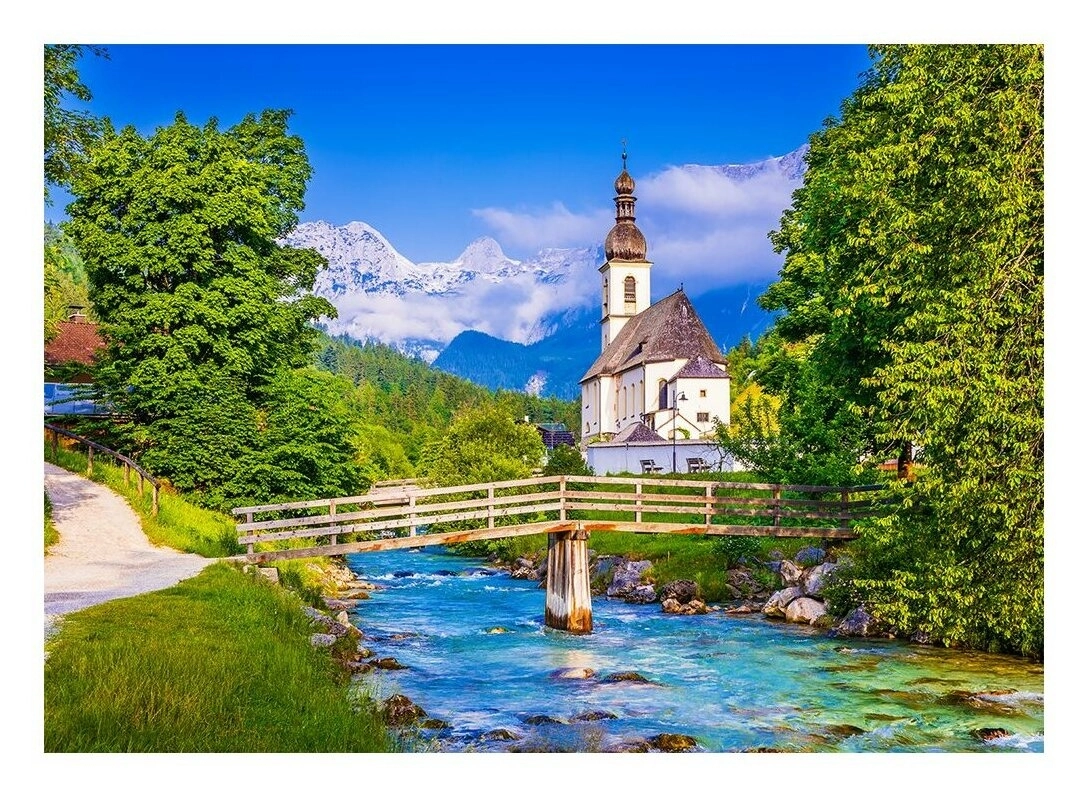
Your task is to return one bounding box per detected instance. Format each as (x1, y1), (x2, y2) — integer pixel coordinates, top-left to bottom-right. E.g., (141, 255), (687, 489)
(579, 153), (732, 474)
(535, 422), (575, 451)
(44, 308), (110, 416)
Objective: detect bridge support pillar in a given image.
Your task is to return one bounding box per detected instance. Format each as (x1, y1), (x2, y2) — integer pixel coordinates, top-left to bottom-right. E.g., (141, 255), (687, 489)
(544, 527), (592, 634)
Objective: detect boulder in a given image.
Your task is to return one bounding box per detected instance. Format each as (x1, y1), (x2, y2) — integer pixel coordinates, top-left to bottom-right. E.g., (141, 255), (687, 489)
(324, 598), (354, 611)
(373, 657), (407, 670)
(382, 694), (427, 726)
(834, 607), (877, 637)
(606, 559), (654, 598)
(649, 733), (698, 752)
(625, 584), (658, 604)
(523, 715), (564, 725)
(801, 562), (838, 597)
(392, 570), (415, 578)
(510, 565), (539, 580)
(785, 597), (828, 625)
(661, 598), (682, 613)
(602, 671), (652, 684)
(258, 567), (280, 584)
(779, 560), (803, 587)
(762, 587), (803, 618)
(794, 546), (826, 566)
(480, 728), (520, 742)
(310, 633), (337, 647)
(660, 580), (699, 603)
(726, 568), (759, 599)
(972, 727), (1012, 742)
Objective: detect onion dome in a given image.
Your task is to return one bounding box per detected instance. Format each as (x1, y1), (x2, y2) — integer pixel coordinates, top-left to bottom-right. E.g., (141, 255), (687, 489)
(604, 150), (647, 261)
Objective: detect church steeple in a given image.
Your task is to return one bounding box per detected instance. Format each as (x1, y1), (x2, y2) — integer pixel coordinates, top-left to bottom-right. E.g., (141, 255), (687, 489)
(604, 147), (648, 261)
(599, 145), (652, 351)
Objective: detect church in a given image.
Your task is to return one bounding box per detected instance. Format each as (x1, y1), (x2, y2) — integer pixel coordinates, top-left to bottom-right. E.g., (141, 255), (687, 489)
(579, 154), (733, 474)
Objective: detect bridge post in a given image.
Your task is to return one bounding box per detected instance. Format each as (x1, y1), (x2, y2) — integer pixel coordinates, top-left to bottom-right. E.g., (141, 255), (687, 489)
(544, 526), (592, 634)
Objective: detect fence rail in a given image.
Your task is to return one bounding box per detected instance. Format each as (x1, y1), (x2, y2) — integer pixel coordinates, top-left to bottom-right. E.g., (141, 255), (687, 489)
(44, 422), (160, 515)
(233, 475), (890, 561)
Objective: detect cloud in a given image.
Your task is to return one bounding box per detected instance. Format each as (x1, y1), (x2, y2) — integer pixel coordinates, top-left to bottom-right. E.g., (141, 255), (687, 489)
(472, 202), (612, 252)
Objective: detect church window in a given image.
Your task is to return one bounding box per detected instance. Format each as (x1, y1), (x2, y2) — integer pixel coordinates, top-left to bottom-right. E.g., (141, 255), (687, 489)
(658, 379), (669, 410)
(602, 279), (609, 314)
(624, 276), (637, 311)
(699, 389), (707, 398)
(623, 386), (627, 418)
(697, 412), (709, 423)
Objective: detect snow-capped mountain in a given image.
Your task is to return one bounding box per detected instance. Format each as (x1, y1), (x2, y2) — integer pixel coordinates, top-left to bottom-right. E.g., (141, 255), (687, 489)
(281, 220), (603, 360)
(687, 143), (809, 183)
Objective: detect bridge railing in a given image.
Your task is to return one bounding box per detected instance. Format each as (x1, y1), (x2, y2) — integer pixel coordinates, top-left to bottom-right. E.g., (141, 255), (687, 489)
(232, 475), (889, 559)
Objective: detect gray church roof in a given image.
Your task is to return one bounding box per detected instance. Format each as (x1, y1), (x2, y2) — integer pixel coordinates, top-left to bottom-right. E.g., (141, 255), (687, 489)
(671, 354), (729, 380)
(580, 289), (727, 383)
(611, 421), (666, 443)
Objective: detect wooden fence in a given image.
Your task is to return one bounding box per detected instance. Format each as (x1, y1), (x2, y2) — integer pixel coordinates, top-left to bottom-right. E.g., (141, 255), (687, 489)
(233, 475), (888, 563)
(44, 422), (160, 515)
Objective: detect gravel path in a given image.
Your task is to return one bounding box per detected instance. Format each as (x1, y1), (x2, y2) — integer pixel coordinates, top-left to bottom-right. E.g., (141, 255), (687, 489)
(44, 462), (214, 642)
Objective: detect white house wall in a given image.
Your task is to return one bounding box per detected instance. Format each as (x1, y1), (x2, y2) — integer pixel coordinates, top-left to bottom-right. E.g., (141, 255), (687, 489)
(585, 440), (739, 475)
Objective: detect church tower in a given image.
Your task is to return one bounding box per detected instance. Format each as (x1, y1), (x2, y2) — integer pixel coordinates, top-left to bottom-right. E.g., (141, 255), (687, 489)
(599, 150), (651, 350)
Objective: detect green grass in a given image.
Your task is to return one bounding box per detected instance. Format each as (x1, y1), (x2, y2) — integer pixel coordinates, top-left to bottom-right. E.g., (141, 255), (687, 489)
(44, 491), (59, 552)
(44, 562), (394, 752)
(46, 442), (242, 558)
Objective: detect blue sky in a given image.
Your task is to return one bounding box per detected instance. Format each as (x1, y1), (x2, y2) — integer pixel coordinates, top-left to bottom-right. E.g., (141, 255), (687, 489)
(47, 44), (871, 279)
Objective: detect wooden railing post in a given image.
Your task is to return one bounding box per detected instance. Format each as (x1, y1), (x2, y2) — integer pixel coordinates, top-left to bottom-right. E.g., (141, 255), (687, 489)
(840, 487), (850, 535)
(487, 486), (495, 529)
(329, 499), (337, 546)
(123, 461), (130, 486)
(705, 483), (713, 527)
(635, 481), (643, 523)
(772, 485), (781, 529)
(86, 445), (93, 476)
(559, 476), (567, 522)
(409, 494), (417, 536)
(152, 483), (159, 516)
(138, 473), (144, 497)
(51, 428), (58, 462)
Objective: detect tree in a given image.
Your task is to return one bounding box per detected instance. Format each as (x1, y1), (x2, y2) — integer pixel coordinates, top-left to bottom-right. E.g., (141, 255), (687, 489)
(65, 110), (336, 504)
(762, 45), (1043, 655)
(44, 44), (106, 202)
(543, 444), (592, 477)
(44, 224), (90, 343)
(419, 405), (545, 487)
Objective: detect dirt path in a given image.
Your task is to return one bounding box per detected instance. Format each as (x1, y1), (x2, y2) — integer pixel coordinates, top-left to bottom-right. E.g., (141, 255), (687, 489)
(44, 462), (214, 642)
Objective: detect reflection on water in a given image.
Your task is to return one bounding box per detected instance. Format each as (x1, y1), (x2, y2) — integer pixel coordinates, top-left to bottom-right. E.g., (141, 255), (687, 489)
(345, 547), (1044, 752)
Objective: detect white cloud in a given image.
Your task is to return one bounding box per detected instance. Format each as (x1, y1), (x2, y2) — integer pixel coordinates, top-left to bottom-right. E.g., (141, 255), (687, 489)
(472, 202), (612, 251)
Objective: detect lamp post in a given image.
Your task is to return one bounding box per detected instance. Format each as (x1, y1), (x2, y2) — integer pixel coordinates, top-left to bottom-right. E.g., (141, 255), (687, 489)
(671, 391), (687, 473)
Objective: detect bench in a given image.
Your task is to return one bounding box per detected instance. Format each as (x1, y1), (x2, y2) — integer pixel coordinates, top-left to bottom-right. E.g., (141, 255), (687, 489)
(686, 457), (710, 473)
(640, 459), (664, 474)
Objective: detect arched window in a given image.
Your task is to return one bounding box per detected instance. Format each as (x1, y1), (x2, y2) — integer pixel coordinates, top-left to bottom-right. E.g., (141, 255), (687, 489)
(622, 386), (627, 418)
(602, 278), (609, 314)
(631, 383), (637, 418)
(624, 276), (637, 310)
(658, 379), (669, 410)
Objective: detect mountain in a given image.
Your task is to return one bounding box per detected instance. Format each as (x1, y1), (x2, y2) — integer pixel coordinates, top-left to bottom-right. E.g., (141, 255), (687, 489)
(281, 221), (601, 361)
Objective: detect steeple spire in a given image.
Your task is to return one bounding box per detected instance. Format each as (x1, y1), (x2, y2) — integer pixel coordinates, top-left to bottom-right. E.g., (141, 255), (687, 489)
(605, 144), (647, 261)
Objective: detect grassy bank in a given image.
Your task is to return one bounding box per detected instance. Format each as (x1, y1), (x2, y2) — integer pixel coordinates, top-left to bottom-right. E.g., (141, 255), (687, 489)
(45, 441), (241, 558)
(44, 562), (394, 752)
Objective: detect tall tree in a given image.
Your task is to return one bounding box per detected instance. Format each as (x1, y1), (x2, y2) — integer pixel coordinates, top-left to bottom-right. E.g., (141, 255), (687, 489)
(65, 110), (337, 504)
(44, 44), (106, 202)
(761, 45), (1043, 655)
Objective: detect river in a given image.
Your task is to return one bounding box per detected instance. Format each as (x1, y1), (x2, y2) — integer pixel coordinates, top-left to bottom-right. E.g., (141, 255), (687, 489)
(343, 546), (1044, 753)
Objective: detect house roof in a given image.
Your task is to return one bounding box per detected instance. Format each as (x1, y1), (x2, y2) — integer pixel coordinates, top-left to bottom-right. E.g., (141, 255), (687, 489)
(580, 289), (726, 383)
(611, 421), (666, 443)
(671, 354), (729, 381)
(45, 316), (106, 368)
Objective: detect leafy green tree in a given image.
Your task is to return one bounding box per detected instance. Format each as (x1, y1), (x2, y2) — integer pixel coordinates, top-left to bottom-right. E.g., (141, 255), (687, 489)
(44, 44), (106, 201)
(542, 444), (592, 477)
(762, 45), (1043, 655)
(65, 110), (336, 504)
(419, 405), (545, 487)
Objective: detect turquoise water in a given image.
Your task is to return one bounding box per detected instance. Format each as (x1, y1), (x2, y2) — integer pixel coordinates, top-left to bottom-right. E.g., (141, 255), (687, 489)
(344, 547), (1044, 753)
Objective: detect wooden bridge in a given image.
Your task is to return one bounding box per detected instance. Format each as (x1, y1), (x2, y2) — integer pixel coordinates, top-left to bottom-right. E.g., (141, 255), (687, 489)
(233, 475), (887, 635)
